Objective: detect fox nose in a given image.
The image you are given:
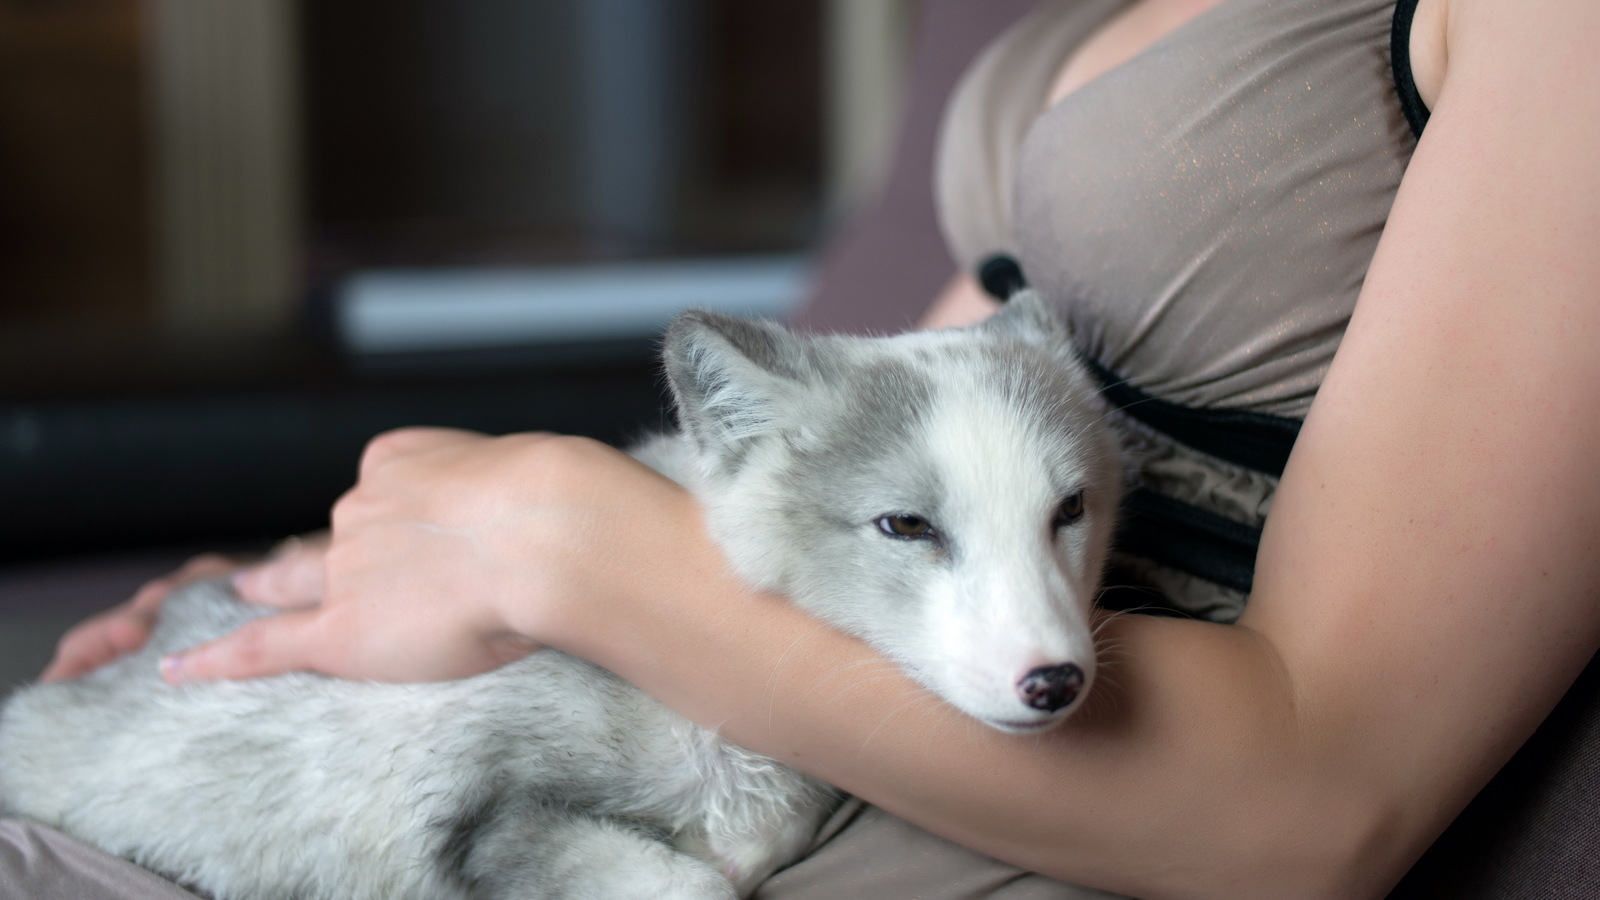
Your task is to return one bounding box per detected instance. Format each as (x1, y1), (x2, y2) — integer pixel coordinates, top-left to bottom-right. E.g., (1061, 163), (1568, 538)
(1018, 663), (1084, 713)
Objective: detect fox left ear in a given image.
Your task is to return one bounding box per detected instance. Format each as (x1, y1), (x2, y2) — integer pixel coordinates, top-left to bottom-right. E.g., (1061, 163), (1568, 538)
(978, 290), (1073, 348)
(661, 311), (812, 460)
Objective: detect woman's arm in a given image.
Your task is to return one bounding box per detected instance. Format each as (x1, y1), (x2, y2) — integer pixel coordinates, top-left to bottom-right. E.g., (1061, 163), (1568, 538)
(161, 1), (1600, 895)
(515, 2), (1600, 894)
(1237, 0), (1600, 882)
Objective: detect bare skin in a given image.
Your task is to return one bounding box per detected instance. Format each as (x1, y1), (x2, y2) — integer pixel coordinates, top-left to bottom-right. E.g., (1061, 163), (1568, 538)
(42, 0), (1600, 896)
(41, 553), (245, 682)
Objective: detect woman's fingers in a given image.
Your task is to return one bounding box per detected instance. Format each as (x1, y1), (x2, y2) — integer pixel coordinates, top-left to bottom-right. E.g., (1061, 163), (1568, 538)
(232, 534), (330, 609)
(133, 554), (237, 609)
(161, 609), (320, 683)
(160, 607), (541, 684)
(38, 552), (249, 682)
(163, 429), (600, 685)
(40, 612), (134, 682)
(357, 427), (484, 479)
(136, 554), (240, 611)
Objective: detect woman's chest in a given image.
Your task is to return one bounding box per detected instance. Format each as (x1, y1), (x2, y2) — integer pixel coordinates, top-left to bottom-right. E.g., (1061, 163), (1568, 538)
(1049, 0), (1443, 109)
(1048, 0), (1229, 106)
(1009, 0), (1415, 415)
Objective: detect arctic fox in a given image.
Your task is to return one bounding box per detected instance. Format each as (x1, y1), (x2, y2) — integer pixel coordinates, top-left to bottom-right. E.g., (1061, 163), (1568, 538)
(0, 293), (1122, 900)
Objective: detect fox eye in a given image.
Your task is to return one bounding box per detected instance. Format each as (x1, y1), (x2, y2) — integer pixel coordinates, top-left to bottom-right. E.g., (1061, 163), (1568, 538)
(1054, 492), (1086, 528)
(877, 514), (935, 539)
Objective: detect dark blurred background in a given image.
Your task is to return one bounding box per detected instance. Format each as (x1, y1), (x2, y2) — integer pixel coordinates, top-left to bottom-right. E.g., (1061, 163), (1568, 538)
(0, 0), (922, 679)
(0, 0), (917, 565)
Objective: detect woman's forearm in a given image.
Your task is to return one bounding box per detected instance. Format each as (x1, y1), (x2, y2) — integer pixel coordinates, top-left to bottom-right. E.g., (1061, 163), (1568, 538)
(532, 493), (1389, 899)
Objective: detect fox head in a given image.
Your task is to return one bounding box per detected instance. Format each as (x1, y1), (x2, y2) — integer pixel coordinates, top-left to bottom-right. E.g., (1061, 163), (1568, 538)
(662, 294), (1121, 731)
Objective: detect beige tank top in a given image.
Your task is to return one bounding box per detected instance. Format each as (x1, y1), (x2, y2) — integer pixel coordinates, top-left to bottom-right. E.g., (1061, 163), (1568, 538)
(936, 0), (1416, 419)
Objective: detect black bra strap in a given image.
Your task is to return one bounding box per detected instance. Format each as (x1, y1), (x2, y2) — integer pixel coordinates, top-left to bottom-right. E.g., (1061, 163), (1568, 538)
(1391, 0), (1431, 139)
(1116, 487), (1262, 595)
(1078, 355), (1302, 479)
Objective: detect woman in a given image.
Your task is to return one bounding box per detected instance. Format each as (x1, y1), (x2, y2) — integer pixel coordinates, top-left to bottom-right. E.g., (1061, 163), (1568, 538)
(37, 0), (1600, 896)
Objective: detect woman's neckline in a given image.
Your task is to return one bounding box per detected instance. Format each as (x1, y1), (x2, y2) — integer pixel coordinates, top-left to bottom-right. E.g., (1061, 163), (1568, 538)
(1041, 0), (1246, 115)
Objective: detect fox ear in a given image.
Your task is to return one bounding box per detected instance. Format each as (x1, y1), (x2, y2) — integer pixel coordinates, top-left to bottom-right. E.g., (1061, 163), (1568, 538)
(662, 311), (811, 459)
(978, 289), (1073, 348)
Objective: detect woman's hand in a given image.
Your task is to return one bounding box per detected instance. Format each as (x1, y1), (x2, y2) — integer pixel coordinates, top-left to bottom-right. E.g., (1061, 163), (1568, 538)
(39, 552), (251, 682)
(160, 427), (700, 685)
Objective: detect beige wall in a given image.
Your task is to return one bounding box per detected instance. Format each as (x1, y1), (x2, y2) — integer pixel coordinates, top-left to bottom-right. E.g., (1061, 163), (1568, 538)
(147, 0), (302, 335)
(824, 0), (917, 219)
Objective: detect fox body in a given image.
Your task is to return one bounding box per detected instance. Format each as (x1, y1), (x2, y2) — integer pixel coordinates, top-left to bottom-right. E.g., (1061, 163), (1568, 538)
(0, 294), (1121, 899)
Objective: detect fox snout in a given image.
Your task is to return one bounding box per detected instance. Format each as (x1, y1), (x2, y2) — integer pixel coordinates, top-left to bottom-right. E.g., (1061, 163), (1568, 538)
(1018, 662), (1086, 713)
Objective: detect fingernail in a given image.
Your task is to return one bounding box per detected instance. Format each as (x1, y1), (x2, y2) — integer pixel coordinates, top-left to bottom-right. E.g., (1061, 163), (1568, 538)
(160, 653), (186, 684)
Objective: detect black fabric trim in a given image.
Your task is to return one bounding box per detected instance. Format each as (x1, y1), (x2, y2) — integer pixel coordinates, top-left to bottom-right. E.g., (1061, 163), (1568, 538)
(1078, 354), (1302, 478)
(1391, 0), (1431, 139)
(1115, 487), (1262, 595)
